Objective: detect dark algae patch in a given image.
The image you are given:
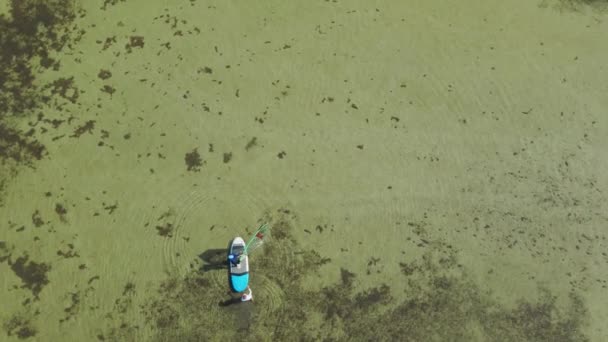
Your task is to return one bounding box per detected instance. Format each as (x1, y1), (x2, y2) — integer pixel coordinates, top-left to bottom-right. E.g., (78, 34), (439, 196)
(98, 282), (139, 341)
(0, 0), (82, 115)
(0, 123), (46, 164)
(125, 36), (145, 53)
(57, 243), (79, 259)
(55, 203), (67, 221)
(55, 203), (67, 215)
(184, 148), (203, 171)
(8, 254), (51, 298)
(0, 0), (83, 199)
(223, 152), (232, 163)
(0, 241), (10, 262)
(59, 291), (81, 323)
(244, 137), (257, 151)
(553, 0), (608, 12)
(98, 69), (112, 80)
(155, 208), (176, 237)
(101, 36), (117, 50)
(48, 77), (79, 104)
(156, 223), (174, 238)
(0, 0), (83, 202)
(125, 210), (591, 341)
(103, 202), (118, 214)
(101, 0), (126, 11)
(70, 120), (96, 138)
(199, 66), (213, 74)
(3, 314), (37, 339)
(101, 85), (116, 96)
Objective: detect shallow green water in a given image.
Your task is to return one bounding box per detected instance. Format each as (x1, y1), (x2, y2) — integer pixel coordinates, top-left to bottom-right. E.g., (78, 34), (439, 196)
(1, 0), (607, 341)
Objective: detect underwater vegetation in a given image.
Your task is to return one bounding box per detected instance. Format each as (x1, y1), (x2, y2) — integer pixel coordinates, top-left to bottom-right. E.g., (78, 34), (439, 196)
(96, 211), (590, 342)
(0, 0), (82, 116)
(0, 0), (85, 202)
(0, 0), (603, 340)
(544, 0), (608, 12)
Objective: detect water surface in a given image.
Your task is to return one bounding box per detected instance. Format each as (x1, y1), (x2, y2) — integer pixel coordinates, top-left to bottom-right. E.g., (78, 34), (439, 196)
(1, 0), (607, 341)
